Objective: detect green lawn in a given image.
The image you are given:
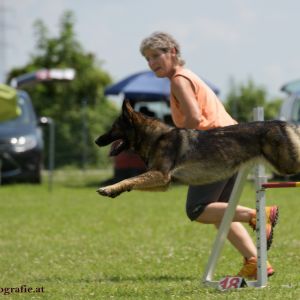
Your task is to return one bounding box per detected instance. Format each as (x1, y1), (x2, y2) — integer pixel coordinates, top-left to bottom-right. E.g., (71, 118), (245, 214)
(0, 170), (299, 299)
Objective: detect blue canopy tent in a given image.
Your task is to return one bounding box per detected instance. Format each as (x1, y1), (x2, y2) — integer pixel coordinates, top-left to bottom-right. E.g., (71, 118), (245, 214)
(104, 70), (220, 101)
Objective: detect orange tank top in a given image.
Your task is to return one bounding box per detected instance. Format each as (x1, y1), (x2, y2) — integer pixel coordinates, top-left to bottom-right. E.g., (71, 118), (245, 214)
(170, 69), (237, 130)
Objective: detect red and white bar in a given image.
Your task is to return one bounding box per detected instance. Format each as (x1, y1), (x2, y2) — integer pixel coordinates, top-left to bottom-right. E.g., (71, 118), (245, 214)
(262, 182), (300, 189)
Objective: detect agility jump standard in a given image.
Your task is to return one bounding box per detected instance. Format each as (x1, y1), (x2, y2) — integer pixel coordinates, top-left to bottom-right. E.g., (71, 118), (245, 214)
(202, 174), (300, 290)
(202, 107), (300, 290)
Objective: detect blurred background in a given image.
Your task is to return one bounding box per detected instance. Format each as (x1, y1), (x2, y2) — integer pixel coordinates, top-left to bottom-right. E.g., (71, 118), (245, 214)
(1, 0), (300, 184)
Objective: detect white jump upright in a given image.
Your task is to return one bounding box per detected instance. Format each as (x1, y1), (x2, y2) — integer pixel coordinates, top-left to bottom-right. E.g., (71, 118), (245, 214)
(201, 165), (251, 287)
(202, 107), (269, 289)
(253, 107), (268, 287)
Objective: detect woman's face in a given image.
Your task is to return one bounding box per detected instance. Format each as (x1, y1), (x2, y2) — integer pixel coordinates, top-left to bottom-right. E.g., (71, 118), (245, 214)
(143, 48), (177, 78)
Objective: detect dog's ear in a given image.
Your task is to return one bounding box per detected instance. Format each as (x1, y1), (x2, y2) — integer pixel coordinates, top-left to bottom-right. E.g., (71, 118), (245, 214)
(122, 99), (134, 113)
(122, 99), (135, 120)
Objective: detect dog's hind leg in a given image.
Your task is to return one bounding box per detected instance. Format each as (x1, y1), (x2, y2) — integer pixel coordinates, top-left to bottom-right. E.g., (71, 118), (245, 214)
(97, 170), (171, 198)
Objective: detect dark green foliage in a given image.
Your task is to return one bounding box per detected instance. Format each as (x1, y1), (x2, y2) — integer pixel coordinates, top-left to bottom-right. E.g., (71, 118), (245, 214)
(6, 11), (118, 168)
(225, 78), (282, 122)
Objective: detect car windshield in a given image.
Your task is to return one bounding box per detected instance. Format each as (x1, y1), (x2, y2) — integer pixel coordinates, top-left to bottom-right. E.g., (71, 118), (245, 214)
(281, 79), (300, 95)
(0, 95), (36, 129)
(291, 97), (300, 122)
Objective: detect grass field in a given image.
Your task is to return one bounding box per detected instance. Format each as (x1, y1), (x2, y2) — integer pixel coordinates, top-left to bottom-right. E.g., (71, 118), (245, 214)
(0, 169), (299, 299)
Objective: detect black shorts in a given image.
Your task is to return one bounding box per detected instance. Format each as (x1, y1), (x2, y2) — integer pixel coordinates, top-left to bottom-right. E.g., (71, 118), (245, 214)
(186, 174), (237, 221)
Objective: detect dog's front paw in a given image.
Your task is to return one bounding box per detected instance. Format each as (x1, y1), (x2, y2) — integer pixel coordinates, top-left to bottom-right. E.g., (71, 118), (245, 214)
(97, 186), (122, 198)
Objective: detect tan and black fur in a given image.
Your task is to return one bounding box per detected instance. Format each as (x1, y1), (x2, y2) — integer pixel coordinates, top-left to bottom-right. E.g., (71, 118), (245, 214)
(95, 100), (300, 198)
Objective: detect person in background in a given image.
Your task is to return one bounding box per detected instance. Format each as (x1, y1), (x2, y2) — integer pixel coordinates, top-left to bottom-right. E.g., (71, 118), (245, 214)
(139, 31), (279, 279)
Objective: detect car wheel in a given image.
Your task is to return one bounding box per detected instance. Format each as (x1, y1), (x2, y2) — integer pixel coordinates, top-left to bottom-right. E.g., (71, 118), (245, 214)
(27, 163), (42, 184)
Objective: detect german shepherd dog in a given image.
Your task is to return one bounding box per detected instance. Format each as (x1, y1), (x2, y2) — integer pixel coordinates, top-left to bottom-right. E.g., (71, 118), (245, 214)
(95, 100), (300, 198)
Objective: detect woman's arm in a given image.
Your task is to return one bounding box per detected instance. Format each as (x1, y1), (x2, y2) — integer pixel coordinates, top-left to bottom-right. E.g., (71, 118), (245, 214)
(171, 75), (201, 129)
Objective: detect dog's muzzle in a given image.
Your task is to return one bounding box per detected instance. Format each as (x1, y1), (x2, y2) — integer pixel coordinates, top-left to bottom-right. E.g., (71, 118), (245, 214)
(95, 131), (116, 147)
(95, 132), (128, 156)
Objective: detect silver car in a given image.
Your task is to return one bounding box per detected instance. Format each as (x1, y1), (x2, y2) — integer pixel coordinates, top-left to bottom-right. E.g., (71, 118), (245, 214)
(0, 91), (44, 183)
(279, 79), (300, 123)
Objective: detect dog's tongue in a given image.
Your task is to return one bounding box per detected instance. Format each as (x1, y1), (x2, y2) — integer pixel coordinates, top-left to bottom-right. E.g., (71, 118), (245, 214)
(110, 139), (124, 156)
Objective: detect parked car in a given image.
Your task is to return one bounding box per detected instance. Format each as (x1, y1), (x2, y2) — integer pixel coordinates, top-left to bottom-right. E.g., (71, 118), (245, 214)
(276, 79), (300, 179)
(278, 79), (300, 123)
(0, 90), (44, 183)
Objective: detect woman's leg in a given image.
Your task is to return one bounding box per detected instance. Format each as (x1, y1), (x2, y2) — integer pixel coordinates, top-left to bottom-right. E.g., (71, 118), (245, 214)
(218, 221), (257, 258)
(196, 202), (254, 224)
(196, 202), (257, 258)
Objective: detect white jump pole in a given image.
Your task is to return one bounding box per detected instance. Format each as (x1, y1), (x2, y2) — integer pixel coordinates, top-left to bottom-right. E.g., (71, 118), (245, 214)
(253, 107), (268, 287)
(202, 165), (251, 287)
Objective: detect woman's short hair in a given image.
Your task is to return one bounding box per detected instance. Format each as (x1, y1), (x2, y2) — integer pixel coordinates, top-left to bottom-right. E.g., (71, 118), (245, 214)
(140, 31), (185, 66)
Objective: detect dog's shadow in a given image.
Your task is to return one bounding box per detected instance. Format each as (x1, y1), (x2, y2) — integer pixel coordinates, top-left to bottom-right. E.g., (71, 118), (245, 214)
(102, 274), (195, 283)
(36, 274), (195, 284)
